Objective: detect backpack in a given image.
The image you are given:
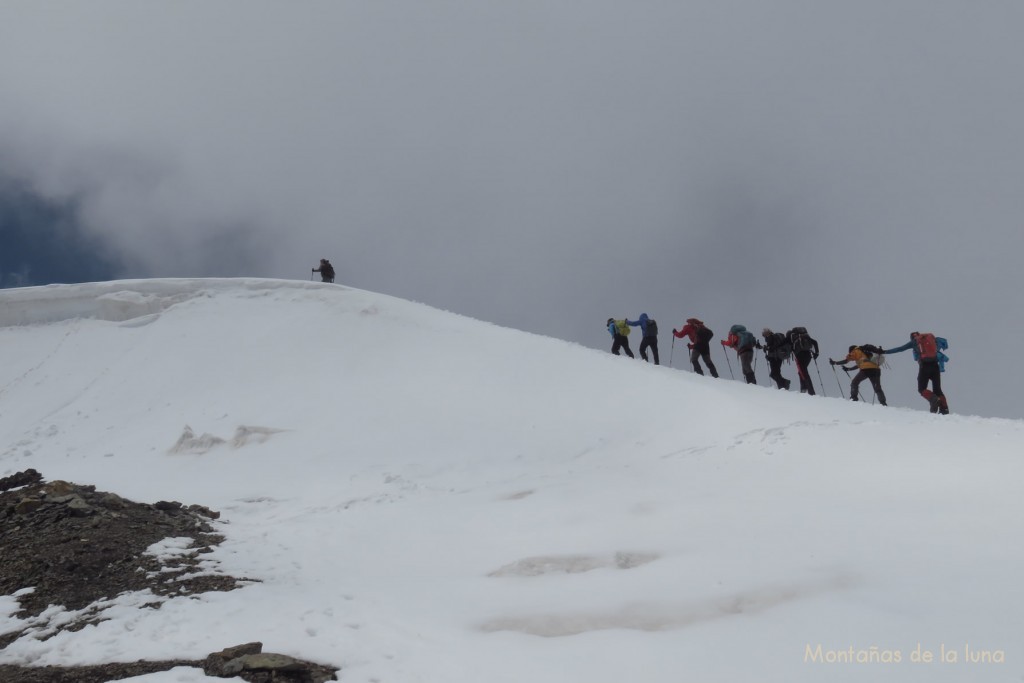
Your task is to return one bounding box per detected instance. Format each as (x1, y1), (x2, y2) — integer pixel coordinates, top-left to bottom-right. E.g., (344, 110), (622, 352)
(789, 326), (814, 352)
(730, 325), (755, 351)
(770, 332), (792, 358)
(915, 333), (938, 361)
(858, 344), (886, 367)
(646, 319), (658, 337)
(697, 325), (714, 343)
(615, 320), (631, 336)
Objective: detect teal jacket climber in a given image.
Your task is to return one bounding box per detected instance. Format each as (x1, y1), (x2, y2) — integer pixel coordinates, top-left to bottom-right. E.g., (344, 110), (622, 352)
(883, 333), (949, 372)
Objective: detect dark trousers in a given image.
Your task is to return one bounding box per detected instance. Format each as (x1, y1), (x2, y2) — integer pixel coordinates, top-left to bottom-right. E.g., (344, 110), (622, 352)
(767, 356), (790, 389)
(611, 335), (634, 358)
(917, 360), (948, 413)
(850, 368), (887, 406)
(639, 336), (659, 365)
(794, 351), (815, 395)
(690, 347), (718, 377)
(738, 348), (756, 384)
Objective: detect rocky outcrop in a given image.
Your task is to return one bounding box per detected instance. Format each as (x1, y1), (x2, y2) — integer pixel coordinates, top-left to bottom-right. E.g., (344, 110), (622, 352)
(0, 642), (338, 682)
(0, 471), (339, 681)
(0, 468), (43, 492)
(1, 474), (240, 622)
(204, 642), (338, 682)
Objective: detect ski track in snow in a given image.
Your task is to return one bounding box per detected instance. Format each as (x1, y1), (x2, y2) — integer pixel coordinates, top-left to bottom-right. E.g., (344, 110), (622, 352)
(727, 419), (844, 454)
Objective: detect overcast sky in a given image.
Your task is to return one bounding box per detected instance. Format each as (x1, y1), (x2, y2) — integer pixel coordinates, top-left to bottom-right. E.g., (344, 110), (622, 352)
(2, 1), (1022, 419)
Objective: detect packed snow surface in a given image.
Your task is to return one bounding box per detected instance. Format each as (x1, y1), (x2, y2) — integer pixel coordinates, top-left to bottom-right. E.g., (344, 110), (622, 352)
(1, 278), (1022, 682)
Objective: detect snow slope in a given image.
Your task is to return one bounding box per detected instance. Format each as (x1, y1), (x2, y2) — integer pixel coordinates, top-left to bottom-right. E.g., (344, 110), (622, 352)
(1, 278), (1022, 682)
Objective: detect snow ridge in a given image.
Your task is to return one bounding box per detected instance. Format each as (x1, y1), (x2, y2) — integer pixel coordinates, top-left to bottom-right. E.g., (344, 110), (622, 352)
(1, 279), (1021, 683)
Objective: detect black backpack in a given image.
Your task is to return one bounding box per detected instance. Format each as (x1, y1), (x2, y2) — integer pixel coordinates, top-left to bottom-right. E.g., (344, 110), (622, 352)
(789, 327), (813, 352)
(697, 326), (714, 343)
(771, 332), (792, 358)
(856, 344), (886, 367)
(646, 319), (659, 337)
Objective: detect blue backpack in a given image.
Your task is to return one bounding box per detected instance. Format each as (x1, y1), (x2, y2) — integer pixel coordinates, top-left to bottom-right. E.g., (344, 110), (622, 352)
(730, 324), (755, 351)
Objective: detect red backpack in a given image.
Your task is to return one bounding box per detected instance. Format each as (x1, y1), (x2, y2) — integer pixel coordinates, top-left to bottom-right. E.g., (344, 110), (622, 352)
(915, 333), (938, 361)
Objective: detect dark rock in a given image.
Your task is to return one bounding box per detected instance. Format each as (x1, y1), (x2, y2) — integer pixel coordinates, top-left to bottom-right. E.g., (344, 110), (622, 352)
(204, 642), (339, 682)
(219, 651), (338, 682)
(188, 503), (221, 520)
(225, 653), (306, 674)
(0, 659), (200, 683)
(204, 641), (264, 676)
(0, 469), (43, 492)
(0, 474), (339, 683)
(42, 480), (77, 497)
(66, 496), (94, 517)
(97, 493), (128, 510)
(13, 498), (43, 515)
(0, 474), (250, 623)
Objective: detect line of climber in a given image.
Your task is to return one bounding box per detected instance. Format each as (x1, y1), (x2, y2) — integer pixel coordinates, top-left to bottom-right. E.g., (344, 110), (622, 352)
(606, 316), (950, 415)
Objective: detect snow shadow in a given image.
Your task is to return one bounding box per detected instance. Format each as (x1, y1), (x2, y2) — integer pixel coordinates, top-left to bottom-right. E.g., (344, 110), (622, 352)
(488, 552), (658, 578)
(479, 575), (857, 637)
(170, 425), (286, 454)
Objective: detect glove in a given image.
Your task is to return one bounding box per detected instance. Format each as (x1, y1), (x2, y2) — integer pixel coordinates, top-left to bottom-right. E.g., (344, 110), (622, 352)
(813, 352), (819, 359)
(672, 329), (677, 335)
(829, 359), (836, 365)
(687, 343), (693, 350)
(843, 367), (852, 373)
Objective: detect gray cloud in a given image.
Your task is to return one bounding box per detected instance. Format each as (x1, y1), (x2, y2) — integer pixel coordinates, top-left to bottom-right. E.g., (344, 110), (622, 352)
(0, 178), (122, 287)
(1, 1), (1022, 416)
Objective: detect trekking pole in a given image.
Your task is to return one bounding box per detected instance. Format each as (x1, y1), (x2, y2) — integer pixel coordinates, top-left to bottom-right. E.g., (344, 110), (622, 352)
(722, 346), (735, 379)
(831, 363), (845, 397)
(812, 356), (827, 397)
(757, 352), (769, 387)
(670, 337), (675, 368)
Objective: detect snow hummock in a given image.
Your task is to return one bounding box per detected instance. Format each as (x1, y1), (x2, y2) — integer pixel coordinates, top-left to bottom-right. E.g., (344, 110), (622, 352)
(1, 278), (1022, 682)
